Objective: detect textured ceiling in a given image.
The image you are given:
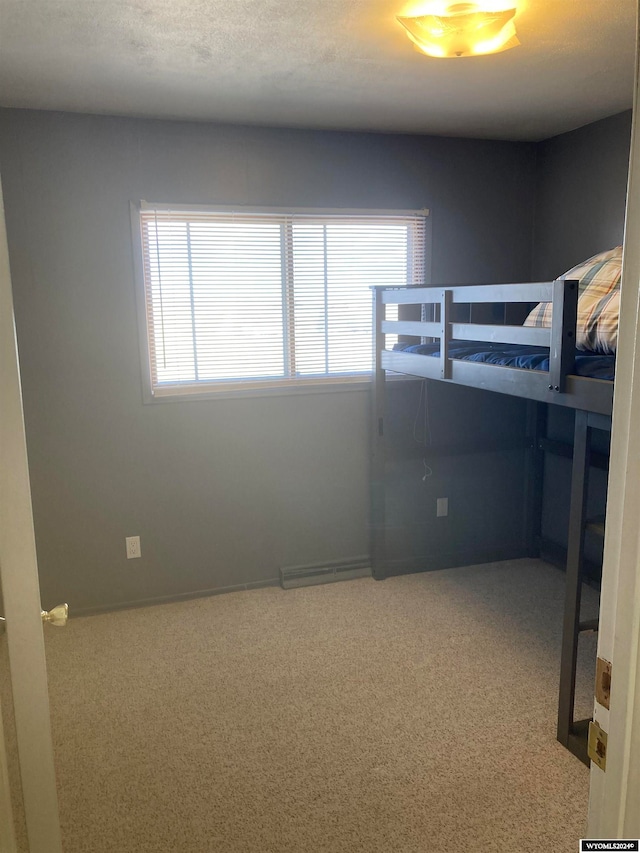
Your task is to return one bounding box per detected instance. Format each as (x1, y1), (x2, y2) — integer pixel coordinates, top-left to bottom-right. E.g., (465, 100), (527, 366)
(0, 0), (636, 140)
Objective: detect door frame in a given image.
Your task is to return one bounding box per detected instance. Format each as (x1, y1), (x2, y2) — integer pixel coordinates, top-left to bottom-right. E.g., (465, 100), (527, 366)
(0, 177), (63, 849)
(587, 11), (640, 837)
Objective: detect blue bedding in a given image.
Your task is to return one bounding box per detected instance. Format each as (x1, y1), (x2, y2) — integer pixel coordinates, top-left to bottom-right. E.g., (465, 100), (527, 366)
(393, 340), (615, 381)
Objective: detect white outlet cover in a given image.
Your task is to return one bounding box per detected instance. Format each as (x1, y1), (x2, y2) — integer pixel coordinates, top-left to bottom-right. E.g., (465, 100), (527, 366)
(436, 497), (449, 518)
(126, 536), (141, 559)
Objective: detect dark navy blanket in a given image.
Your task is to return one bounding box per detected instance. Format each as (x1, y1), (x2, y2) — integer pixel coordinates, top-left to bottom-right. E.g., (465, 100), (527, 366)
(393, 341), (615, 381)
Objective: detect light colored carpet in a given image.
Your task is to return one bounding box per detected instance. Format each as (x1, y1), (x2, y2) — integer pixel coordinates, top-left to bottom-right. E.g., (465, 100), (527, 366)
(2, 558), (598, 852)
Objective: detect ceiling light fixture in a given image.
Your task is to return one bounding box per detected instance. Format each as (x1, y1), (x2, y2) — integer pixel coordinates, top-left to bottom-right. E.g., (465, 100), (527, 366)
(397, 2), (520, 58)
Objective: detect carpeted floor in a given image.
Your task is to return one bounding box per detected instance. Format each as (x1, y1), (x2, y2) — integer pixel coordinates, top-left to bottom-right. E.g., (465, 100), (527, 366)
(2, 558), (598, 852)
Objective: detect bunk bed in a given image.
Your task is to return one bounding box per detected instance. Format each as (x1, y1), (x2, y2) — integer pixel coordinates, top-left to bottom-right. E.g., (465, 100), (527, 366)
(371, 248), (620, 766)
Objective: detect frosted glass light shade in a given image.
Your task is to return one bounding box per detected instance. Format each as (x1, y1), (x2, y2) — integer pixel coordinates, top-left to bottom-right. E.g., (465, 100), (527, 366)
(397, 2), (519, 58)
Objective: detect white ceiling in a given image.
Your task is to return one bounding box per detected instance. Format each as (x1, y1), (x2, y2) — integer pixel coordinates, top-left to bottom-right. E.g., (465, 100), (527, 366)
(0, 0), (636, 141)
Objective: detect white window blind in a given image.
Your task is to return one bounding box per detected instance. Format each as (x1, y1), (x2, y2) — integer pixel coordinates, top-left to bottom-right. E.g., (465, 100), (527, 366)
(137, 207), (427, 397)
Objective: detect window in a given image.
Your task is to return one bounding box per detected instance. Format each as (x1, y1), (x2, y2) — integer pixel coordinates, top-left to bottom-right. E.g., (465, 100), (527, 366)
(134, 204), (427, 398)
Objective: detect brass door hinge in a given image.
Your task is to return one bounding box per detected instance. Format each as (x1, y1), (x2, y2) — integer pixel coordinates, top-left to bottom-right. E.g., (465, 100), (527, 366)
(588, 720), (607, 771)
(595, 657), (612, 709)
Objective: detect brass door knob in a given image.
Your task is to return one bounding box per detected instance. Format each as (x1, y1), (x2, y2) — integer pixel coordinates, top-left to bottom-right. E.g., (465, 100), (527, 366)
(41, 604), (69, 627)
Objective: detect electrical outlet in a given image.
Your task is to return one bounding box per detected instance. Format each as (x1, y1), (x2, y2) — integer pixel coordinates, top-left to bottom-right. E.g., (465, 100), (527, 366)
(126, 536), (141, 559)
(436, 497), (449, 518)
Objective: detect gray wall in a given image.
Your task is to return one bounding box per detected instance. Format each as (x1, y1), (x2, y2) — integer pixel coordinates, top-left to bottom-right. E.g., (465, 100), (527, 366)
(532, 110), (632, 569)
(0, 109), (537, 611)
(533, 110), (632, 279)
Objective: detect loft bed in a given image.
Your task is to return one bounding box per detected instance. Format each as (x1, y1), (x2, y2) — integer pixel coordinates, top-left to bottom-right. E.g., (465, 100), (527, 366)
(371, 253), (620, 767)
(372, 279), (614, 416)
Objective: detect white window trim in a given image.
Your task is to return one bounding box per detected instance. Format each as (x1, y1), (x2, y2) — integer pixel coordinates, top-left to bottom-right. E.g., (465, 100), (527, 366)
(130, 201), (431, 403)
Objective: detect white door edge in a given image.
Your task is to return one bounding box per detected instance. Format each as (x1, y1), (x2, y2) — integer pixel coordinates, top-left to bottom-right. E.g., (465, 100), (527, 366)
(587, 9), (640, 838)
(0, 177), (63, 849)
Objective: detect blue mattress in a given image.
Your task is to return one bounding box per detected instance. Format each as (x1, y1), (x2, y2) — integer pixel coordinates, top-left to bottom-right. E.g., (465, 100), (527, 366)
(393, 341), (615, 381)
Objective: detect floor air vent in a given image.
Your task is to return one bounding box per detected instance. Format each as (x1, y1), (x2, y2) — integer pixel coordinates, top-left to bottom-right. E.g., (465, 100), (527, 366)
(280, 557), (371, 590)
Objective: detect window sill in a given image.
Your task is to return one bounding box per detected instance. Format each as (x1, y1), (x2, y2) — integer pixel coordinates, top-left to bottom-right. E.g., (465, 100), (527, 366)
(144, 376), (376, 403)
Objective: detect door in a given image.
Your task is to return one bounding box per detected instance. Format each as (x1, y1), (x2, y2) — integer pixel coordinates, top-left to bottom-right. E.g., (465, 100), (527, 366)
(587, 16), (640, 837)
(0, 177), (63, 849)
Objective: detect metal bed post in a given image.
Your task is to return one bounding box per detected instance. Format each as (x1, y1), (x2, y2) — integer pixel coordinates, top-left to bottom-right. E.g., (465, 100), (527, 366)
(557, 408), (591, 763)
(549, 279), (579, 393)
(371, 287), (387, 580)
(523, 401), (546, 558)
(439, 289), (453, 380)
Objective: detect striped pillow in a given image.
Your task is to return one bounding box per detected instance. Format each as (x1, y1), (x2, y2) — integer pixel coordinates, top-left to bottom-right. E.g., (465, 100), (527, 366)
(524, 246), (622, 354)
